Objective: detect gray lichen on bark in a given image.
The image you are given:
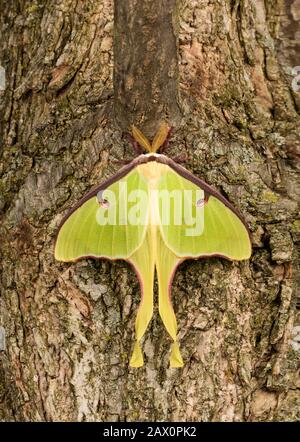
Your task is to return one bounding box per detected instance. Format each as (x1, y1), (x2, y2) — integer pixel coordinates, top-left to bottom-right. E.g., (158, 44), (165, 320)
(0, 0), (299, 422)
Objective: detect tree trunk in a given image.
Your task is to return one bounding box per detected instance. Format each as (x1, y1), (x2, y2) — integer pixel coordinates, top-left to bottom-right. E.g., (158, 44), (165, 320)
(114, 0), (181, 135)
(0, 0), (299, 422)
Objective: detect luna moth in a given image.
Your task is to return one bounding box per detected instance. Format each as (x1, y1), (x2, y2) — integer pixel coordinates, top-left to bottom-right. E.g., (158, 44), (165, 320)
(55, 123), (251, 368)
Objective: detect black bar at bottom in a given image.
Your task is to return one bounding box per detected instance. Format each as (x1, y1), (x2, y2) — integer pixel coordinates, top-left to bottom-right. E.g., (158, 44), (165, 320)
(0, 422), (297, 440)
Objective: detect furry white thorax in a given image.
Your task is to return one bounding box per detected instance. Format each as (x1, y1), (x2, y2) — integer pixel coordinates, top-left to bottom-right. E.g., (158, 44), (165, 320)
(144, 152), (162, 157)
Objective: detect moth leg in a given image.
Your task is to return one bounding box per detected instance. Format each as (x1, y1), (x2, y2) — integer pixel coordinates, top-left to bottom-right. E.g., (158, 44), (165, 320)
(112, 159), (134, 166)
(122, 132), (145, 155)
(172, 152), (189, 164)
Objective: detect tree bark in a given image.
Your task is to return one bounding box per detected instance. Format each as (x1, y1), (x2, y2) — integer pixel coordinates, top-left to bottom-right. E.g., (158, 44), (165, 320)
(0, 0), (299, 422)
(114, 0), (181, 135)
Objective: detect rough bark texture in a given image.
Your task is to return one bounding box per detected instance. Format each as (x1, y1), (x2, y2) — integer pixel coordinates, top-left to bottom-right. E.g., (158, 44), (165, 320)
(114, 0), (181, 135)
(0, 0), (299, 422)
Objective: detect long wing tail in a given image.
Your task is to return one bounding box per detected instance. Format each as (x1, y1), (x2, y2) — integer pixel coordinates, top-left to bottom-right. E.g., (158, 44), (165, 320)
(156, 231), (183, 367)
(128, 229), (155, 367)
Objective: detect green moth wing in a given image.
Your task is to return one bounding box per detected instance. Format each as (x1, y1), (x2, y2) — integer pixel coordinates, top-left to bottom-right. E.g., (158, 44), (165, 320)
(157, 162), (251, 260)
(55, 166), (149, 262)
(55, 161), (157, 368)
(128, 229), (155, 367)
(152, 160), (251, 367)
